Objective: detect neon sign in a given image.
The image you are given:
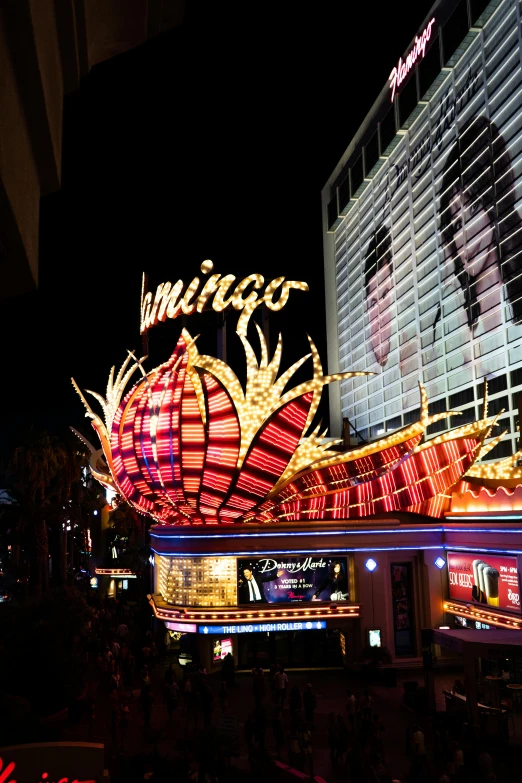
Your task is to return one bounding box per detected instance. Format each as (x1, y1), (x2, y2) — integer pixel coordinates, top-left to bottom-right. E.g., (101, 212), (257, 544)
(140, 261), (308, 337)
(389, 18), (435, 102)
(0, 756), (95, 783)
(199, 620), (327, 634)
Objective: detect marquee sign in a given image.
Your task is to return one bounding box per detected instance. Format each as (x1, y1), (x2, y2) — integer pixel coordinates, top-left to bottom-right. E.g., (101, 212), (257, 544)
(237, 556), (349, 604)
(199, 620), (327, 634)
(73, 268), (509, 525)
(140, 261), (308, 337)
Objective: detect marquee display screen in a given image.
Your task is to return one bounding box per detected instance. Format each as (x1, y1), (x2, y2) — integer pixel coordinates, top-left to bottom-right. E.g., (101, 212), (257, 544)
(447, 551), (520, 613)
(333, 0), (522, 459)
(237, 556), (349, 604)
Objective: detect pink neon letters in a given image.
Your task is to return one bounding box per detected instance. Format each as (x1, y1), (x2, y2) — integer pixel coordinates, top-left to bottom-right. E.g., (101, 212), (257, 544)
(389, 18), (436, 102)
(0, 756), (96, 783)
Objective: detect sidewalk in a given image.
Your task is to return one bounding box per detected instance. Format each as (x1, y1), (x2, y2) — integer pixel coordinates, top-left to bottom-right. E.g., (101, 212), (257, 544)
(52, 663), (522, 782)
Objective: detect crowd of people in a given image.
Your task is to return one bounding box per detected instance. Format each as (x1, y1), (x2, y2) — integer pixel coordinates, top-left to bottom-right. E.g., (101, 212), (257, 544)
(69, 595), (508, 783)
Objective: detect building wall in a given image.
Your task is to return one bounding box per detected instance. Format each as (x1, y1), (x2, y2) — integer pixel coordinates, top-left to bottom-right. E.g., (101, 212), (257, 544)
(323, 0), (522, 460)
(0, 0), (185, 299)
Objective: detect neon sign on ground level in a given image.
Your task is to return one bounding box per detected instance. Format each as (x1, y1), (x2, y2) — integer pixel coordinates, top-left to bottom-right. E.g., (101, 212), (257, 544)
(199, 620), (327, 634)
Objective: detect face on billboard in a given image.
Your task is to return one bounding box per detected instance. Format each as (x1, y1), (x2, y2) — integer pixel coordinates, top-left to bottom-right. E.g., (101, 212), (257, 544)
(447, 551), (520, 613)
(367, 263), (394, 367)
(448, 191), (496, 280)
(237, 556), (349, 604)
(337, 16), (522, 450)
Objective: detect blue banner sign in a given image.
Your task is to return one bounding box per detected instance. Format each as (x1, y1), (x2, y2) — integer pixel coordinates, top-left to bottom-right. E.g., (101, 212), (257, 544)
(198, 620), (326, 635)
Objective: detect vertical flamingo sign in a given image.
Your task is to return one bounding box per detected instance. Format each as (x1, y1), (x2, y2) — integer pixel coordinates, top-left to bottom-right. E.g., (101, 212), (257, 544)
(389, 18), (436, 101)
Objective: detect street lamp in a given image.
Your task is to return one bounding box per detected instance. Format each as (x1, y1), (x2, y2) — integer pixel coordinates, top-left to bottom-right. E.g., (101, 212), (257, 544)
(365, 558), (378, 626)
(434, 555), (446, 623)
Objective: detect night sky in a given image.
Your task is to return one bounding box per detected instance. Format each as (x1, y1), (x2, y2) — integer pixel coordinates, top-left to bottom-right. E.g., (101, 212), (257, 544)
(0, 0), (435, 457)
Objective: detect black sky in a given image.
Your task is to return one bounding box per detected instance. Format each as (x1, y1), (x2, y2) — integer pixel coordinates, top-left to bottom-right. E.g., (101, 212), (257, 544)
(0, 0), (435, 455)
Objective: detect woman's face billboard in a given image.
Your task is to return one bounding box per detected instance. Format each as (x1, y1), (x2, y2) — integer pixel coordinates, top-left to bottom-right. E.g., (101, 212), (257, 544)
(364, 227), (395, 368)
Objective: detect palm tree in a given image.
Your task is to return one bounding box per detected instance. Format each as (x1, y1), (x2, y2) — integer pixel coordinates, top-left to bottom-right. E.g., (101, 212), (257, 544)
(7, 432), (88, 596)
(107, 500), (149, 578)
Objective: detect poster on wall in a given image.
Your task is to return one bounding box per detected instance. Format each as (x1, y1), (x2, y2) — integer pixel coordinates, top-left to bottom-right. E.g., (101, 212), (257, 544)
(237, 556), (349, 604)
(391, 562), (415, 656)
(337, 4), (522, 451)
(447, 551), (520, 612)
(213, 638), (233, 661)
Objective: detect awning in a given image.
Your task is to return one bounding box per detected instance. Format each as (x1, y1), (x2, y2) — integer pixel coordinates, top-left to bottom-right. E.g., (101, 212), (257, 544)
(429, 627), (522, 655)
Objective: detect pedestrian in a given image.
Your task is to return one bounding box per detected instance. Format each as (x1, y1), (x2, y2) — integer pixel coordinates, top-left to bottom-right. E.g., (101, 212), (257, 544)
(139, 680), (154, 728)
(252, 665), (265, 704)
(253, 703), (266, 750)
(270, 661), (279, 702)
(87, 679), (98, 741)
(96, 650), (104, 677)
(289, 685), (303, 726)
(272, 708), (285, 759)
(110, 664), (123, 693)
(222, 651), (235, 688)
(289, 727), (302, 770)
(371, 714), (385, 756)
(303, 683), (316, 727)
(346, 689), (356, 733)
(116, 621), (129, 640)
(200, 682), (213, 729)
(245, 711), (255, 754)
(412, 725), (426, 760)
(125, 649), (135, 687)
(165, 679), (179, 721)
(273, 665), (288, 706)
(183, 675), (192, 713)
(185, 676), (199, 732)
(149, 639), (157, 671)
(119, 699), (130, 753)
(164, 662), (176, 688)
(141, 642), (151, 670)
(111, 639), (120, 661)
(336, 714), (349, 764)
(218, 680), (228, 713)
(109, 688), (120, 753)
(361, 689), (374, 722)
(328, 712), (339, 765)
(300, 723), (314, 778)
(102, 645), (113, 677)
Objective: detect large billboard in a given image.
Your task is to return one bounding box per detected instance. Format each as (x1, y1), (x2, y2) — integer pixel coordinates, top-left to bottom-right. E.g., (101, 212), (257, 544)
(335, 0), (522, 458)
(447, 551), (520, 612)
(237, 556), (349, 604)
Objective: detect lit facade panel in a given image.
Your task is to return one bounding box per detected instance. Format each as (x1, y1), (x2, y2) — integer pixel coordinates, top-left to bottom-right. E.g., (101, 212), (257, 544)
(327, 0), (522, 462)
(157, 555), (238, 606)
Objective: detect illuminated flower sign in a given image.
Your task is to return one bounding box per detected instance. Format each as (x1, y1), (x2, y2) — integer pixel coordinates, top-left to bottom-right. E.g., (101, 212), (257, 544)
(72, 321), (499, 525)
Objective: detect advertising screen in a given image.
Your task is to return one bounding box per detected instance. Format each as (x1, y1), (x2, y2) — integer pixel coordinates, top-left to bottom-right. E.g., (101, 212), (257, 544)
(334, 0), (522, 458)
(447, 551), (520, 612)
(236, 556), (349, 604)
(213, 638), (233, 661)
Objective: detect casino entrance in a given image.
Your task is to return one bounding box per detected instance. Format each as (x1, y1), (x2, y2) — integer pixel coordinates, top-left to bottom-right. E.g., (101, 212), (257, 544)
(237, 628), (345, 669)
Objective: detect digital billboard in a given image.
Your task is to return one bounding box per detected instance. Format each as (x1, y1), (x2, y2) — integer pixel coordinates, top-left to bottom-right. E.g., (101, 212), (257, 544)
(213, 638), (233, 661)
(236, 556), (349, 604)
(447, 551), (520, 612)
(334, 0), (522, 459)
